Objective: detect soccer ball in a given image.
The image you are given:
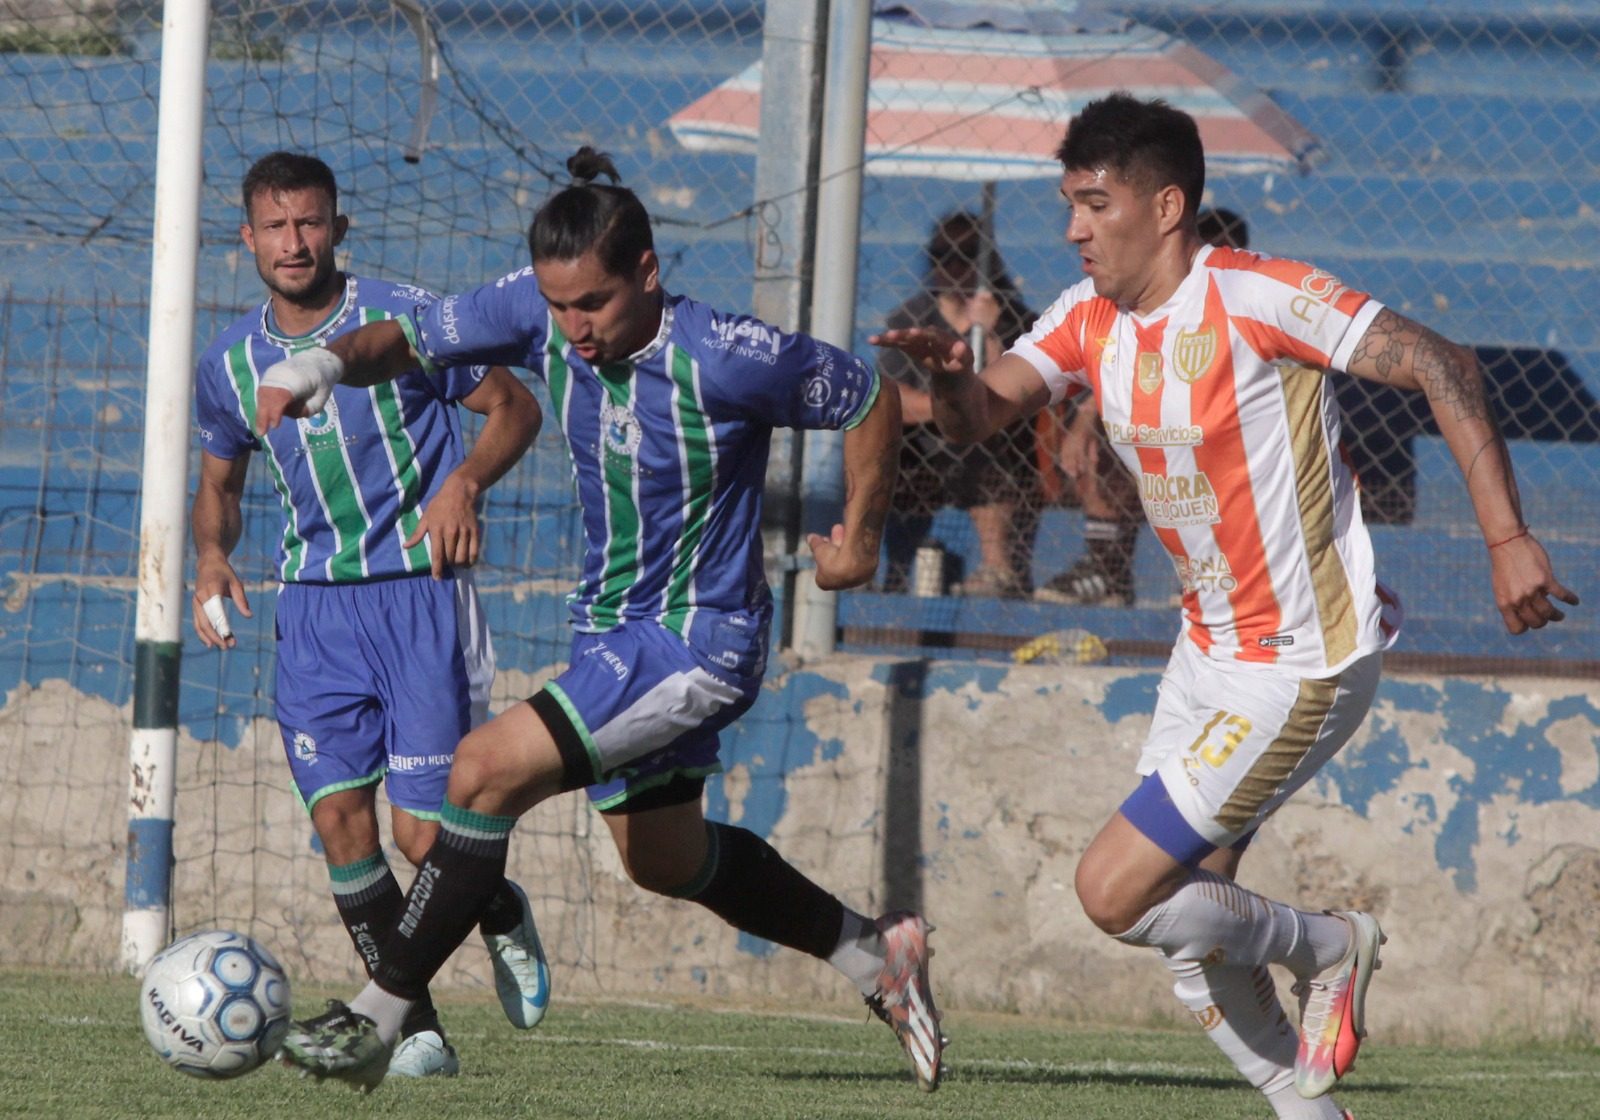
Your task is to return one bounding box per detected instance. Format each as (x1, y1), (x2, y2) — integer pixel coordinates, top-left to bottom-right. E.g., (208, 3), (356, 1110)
(138, 929), (292, 1079)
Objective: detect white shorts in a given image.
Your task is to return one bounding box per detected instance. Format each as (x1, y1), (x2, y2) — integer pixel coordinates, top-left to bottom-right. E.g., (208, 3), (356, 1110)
(1126, 638), (1381, 860)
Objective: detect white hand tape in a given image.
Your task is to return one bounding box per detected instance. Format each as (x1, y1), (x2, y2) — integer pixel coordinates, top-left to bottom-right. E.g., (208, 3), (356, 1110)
(259, 347), (345, 416)
(202, 594), (233, 640)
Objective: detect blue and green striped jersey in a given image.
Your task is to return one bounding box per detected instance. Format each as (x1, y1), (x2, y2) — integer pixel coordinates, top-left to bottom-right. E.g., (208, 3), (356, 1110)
(195, 275), (488, 583)
(403, 269), (880, 651)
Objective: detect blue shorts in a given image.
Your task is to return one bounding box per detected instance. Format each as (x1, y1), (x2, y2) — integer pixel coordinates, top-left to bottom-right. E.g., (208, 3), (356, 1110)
(534, 616), (767, 812)
(274, 574), (494, 818)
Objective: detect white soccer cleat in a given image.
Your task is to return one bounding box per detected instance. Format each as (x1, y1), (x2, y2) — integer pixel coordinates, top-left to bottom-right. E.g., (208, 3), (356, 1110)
(482, 880), (552, 1029)
(1293, 910), (1386, 1099)
(388, 1027), (460, 1078)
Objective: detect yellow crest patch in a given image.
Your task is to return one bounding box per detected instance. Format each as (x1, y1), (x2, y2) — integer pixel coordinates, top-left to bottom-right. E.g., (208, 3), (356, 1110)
(1136, 351), (1163, 394)
(1173, 326), (1217, 384)
(1192, 1004), (1225, 1031)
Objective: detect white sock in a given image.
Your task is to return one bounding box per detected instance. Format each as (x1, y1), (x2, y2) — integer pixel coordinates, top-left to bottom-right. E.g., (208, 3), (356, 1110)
(827, 909), (886, 996)
(1118, 870), (1351, 979)
(1166, 956), (1340, 1118)
(348, 980), (414, 1046)
(1167, 957), (1295, 1091)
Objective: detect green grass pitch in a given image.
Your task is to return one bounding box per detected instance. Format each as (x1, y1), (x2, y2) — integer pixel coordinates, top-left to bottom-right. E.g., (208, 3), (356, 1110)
(4, 970), (1597, 1118)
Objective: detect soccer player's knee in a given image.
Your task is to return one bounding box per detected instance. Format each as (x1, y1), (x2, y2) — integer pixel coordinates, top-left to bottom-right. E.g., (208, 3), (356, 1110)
(310, 794), (379, 858)
(390, 816), (439, 867)
(1074, 858), (1142, 936)
(448, 731), (502, 795)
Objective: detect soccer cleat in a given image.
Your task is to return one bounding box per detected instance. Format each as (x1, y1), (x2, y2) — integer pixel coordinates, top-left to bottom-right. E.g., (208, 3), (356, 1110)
(278, 1000), (392, 1093)
(1033, 556), (1134, 607)
(864, 911), (945, 1092)
(1292, 910), (1386, 1099)
(482, 880), (552, 1029)
(387, 1027), (460, 1078)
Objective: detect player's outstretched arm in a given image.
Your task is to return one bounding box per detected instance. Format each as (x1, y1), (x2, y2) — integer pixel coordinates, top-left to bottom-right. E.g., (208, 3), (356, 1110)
(869, 327), (1047, 444)
(255, 319), (418, 434)
(1344, 307), (1579, 632)
(408, 367), (542, 578)
(191, 450), (254, 649)
(808, 378), (901, 591)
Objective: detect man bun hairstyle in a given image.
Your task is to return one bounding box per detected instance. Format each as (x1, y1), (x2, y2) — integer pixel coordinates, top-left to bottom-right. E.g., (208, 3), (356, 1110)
(566, 146), (620, 187)
(241, 151), (338, 221)
(1055, 93), (1205, 219)
(528, 146), (654, 276)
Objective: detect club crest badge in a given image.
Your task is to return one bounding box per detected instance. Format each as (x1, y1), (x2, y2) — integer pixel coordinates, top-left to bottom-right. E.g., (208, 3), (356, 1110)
(1136, 351), (1163, 394)
(297, 397), (340, 438)
(599, 398), (641, 460)
(1173, 326), (1217, 384)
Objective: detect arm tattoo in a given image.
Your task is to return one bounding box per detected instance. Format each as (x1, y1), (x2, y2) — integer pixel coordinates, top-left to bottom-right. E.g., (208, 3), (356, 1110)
(1348, 308), (1407, 383)
(1353, 308), (1488, 424)
(1412, 327), (1487, 425)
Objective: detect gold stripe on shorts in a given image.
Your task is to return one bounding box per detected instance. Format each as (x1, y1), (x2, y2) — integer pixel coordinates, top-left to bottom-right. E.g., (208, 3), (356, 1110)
(1212, 672), (1340, 834)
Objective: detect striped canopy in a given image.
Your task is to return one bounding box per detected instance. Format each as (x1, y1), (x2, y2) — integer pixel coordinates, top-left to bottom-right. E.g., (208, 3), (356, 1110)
(667, 12), (1319, 181)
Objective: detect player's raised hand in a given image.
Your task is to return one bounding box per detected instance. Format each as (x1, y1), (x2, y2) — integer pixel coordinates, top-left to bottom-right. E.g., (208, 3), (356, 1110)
(868, 326), (976, 380)
(254, 348), (345, 434)
(806, 522), (877, 591)
(192, 557), (253, 650)
(406, 472), (482, 579)
(1487, 530), (1579, 634)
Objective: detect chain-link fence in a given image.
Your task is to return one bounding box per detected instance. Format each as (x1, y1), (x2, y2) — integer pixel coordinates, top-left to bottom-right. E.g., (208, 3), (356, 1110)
(826, 3), (1599, 675)
(1, 0), (1596, 970)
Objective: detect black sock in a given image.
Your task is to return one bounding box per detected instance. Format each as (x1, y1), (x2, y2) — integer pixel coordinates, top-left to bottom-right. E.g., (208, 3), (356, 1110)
(478, 879), (524, 937)
(327, 852), (439, 1028)
(675, 822), (846, 960)
(373, 801), (515, 1000)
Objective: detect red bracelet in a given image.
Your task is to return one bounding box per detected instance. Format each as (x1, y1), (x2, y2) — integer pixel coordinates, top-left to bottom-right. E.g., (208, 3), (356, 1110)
(1487, 527), (1529, 550)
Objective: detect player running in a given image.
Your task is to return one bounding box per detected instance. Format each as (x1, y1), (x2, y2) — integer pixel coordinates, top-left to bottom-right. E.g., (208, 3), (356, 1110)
(876, 94), (1575, 1119)
(254, 147), (943, 1093)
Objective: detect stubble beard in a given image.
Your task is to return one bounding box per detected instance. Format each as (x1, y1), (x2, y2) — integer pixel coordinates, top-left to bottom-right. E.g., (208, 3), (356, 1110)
(262, 259), (342, 313)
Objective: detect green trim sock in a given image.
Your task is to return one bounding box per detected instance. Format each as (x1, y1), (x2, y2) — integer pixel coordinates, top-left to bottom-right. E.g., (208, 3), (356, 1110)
(373, 800), (517, 1001)
(327, 851), (440, 1029)
(678, 822), (847, 960)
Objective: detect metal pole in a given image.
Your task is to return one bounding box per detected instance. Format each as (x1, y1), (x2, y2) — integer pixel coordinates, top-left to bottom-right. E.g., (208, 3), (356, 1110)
(792, 0), (871, 657)
(967, 180), (997, 360)
(123, 0), (210, 972)
(752, 0), (828, 651)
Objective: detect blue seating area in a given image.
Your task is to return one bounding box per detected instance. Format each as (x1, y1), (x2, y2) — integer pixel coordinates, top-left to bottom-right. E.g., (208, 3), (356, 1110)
(1, 0), (1594, 681)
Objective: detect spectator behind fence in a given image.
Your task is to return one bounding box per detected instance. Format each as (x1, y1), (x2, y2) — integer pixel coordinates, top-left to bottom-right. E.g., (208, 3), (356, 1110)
(877, 211), (1039, 598)
(1034, 207), (1250, 607)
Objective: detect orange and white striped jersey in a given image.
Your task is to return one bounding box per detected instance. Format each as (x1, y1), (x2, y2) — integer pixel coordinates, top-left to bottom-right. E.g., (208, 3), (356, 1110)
(1011, 245), (1402, 676)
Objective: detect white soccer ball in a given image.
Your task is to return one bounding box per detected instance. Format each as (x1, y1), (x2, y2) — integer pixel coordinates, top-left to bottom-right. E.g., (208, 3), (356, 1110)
(138, 929), (292, 1079)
